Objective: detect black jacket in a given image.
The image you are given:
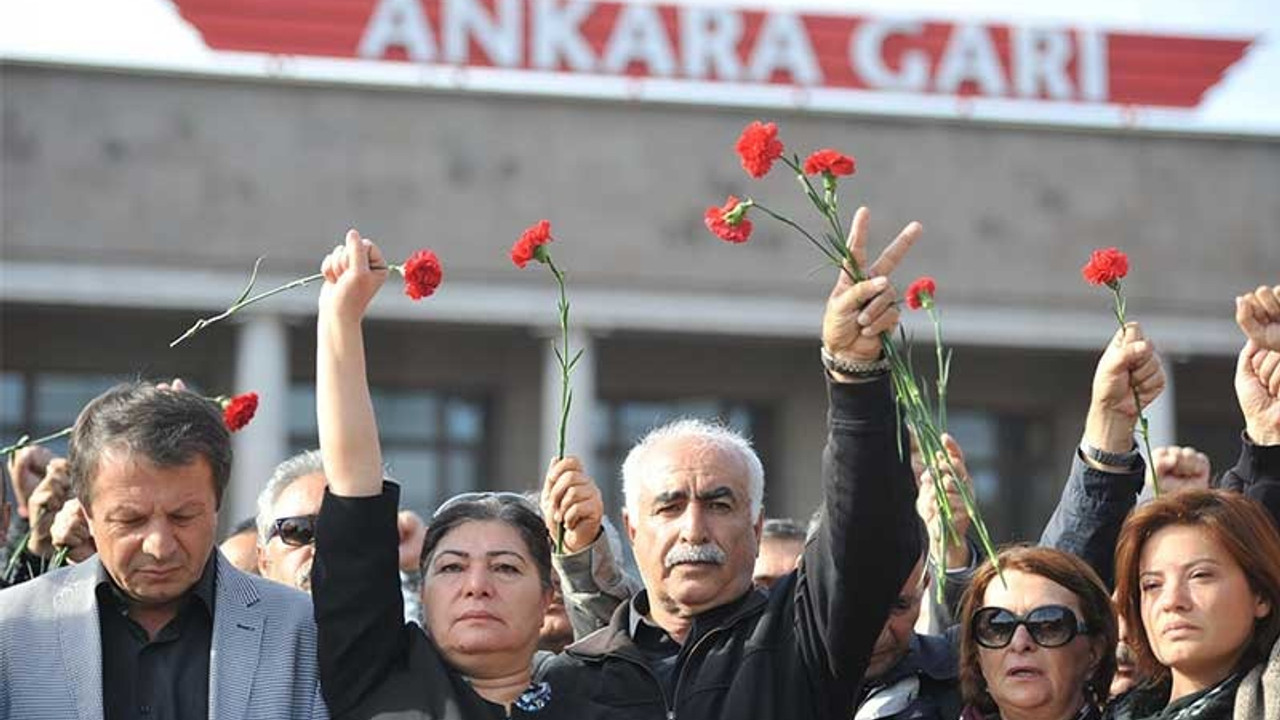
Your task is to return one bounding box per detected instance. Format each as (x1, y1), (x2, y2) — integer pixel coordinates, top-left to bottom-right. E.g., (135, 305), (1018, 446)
(856, 633), (961, 720)
(539, 375), (922, 720)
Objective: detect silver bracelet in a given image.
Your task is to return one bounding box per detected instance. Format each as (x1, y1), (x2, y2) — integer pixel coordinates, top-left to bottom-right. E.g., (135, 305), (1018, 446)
(820, 346), (890, 377)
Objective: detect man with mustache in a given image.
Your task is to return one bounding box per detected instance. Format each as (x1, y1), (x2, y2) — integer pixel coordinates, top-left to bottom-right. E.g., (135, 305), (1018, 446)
(539, 209), (925, 720)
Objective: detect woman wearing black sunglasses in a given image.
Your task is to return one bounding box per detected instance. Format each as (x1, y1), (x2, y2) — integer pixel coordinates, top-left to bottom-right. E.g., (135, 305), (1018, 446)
(957, 546), (1118, 720)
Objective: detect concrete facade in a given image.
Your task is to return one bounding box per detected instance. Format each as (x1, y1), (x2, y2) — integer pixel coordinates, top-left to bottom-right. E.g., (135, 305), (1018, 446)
(2, 61), (1276, 540)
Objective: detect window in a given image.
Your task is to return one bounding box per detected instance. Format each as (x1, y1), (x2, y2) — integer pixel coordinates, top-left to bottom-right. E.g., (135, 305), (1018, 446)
(1, 372), (126, 458)
(946, 409), (1054, 543)
(287, 384), (488, 519)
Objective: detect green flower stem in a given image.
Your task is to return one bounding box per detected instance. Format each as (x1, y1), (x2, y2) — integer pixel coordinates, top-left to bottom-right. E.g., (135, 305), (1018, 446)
(543, 254), (578, 554)
(171, 262), (399, 347)
(2, 529), (31, 583)
(1, 427), (74, 457)
(928, 303), (949, 434)
(753, 166), (1003, 590)
(1110, 284), (1159, 497)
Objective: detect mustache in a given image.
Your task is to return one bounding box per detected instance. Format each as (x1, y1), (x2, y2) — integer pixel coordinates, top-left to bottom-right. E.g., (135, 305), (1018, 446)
(665, 543), (727, 568)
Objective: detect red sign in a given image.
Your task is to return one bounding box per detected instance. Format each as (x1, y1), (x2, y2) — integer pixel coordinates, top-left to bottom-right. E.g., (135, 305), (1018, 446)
(173, 0), (1251, 108)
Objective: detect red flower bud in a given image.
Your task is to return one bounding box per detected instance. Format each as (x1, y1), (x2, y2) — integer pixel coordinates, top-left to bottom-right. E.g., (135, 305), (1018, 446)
(511, 220), (554, 269)
(222, 392), (259, 432)
(1081, 247), (1129, 287)
(905, 276), (937, 310)
(401, 249), (443, 300)
(803, 149), (856, 177)
(735, 121), (784, 179)
(704, 196), (753, 243)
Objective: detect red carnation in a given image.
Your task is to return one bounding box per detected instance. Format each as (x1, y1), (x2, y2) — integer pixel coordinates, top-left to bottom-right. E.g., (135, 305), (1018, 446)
(1081, 247), (1129, 287)
(222, 392), (259, 432)
(905, 276), (937, 310)
(401, 250), (443, 300)
(704, 196), (753, 244)
(511, 220), (554, 269)
(803, 149), (856, 177)
(735, 121), (784, 179)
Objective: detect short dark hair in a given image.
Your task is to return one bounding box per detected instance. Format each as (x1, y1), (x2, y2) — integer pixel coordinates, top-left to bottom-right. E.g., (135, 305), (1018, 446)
(761, 517), (806, 543)
(419, 495), (553, 589)
(958, 545), (1117, 715)
(1114, 489), (1280, 684)
(69, 381), (232, 511)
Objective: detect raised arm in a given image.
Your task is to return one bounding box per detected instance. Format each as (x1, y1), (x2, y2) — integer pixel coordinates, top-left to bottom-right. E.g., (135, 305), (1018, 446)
(1040, 323), (1164, 587)
(541, 456), (638, 638)
(312, 231), (405, 717)
(795, 207), (924, 717)
(1225, 342), (1280, 524)
(317, 230), (387, 498)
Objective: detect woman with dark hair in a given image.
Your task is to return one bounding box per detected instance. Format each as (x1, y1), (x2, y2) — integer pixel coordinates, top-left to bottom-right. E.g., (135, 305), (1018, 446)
(1107, 489), (1280, 720)
(310, 232), (586, 718)
(957, 545), (1117, 720)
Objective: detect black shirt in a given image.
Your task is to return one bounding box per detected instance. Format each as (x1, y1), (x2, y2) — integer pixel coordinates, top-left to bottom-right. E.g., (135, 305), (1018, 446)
(96, 552), (216, 720)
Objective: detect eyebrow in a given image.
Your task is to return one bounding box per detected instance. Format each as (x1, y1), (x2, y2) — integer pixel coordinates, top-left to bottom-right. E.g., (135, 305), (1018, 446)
(1140, 557), (1222, 575)
(435, 549), (528, 563)
(652, 486), (737, 506)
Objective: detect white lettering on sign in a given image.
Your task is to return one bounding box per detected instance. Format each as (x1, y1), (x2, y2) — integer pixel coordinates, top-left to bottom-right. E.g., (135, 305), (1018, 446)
(746, 13), (821, 85)
(935, 24), (1006, 96)
(680, 6), (743, 81)
(603, 3), (677, 76)
(532, 0), (597, 71)
(360, 0), (437, 61)
(1078, 29), (1108, 102)
(1013, 27), (1072, 100)
(445, 0), (522, 66)
(851, 19), (929, 92)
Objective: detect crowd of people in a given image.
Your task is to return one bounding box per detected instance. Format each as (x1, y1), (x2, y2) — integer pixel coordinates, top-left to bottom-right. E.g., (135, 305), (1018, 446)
(1, 218), (1279, 720)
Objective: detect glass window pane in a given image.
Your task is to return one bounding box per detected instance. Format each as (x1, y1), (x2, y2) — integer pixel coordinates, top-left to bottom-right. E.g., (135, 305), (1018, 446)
(385, 448), (438, 516)
(289, 386), (318, 436)
(374, 391), (438, 442)
(34, 373), (120, 428)
(444, 399), (483, 444)
(1, 373), (23, 424)
(445, 449), (479, 497)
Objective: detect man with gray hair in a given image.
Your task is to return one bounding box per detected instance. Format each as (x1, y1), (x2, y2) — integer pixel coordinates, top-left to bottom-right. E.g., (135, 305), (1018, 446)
(255, 449), (427, 623)
(538, 209), (925, 720)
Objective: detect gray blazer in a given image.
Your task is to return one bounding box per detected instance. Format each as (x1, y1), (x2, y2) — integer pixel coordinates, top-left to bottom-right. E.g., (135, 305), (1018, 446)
(0, 551), (327, 720)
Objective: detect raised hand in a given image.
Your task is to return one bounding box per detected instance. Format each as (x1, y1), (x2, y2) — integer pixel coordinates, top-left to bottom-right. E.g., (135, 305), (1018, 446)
(7, 444), (53, 520)
(50, 498), (96, 564)
(1236, 284), (1280, 351)
(25, 458), (71, 557)
(822, 207), (921, 369)
(319, 229), (389, 324)
(1237, 342), (1280, 446)
(1151, 446), (1212, 494)
(397, 510), (427, 572)
(915, 433), (974, 569)
(540, 456), (604, 554)
(1085, 323), (1165, 453)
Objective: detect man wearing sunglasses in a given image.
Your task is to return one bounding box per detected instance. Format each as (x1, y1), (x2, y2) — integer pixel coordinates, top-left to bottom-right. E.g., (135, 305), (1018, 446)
(0, 381), (327, 720)
(254, 449), (430, 625)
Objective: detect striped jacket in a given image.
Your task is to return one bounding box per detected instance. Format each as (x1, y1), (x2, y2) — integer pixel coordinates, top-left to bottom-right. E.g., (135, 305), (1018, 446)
(0, 551), (328, 720)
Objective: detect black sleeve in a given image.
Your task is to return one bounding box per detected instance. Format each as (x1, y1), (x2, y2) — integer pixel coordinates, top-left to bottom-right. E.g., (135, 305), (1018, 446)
(1039, 452), (1142, 589)
(1224, 435), (1280, 530)
(794, 375), (923, 719)
(312, 482), (408, 717)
